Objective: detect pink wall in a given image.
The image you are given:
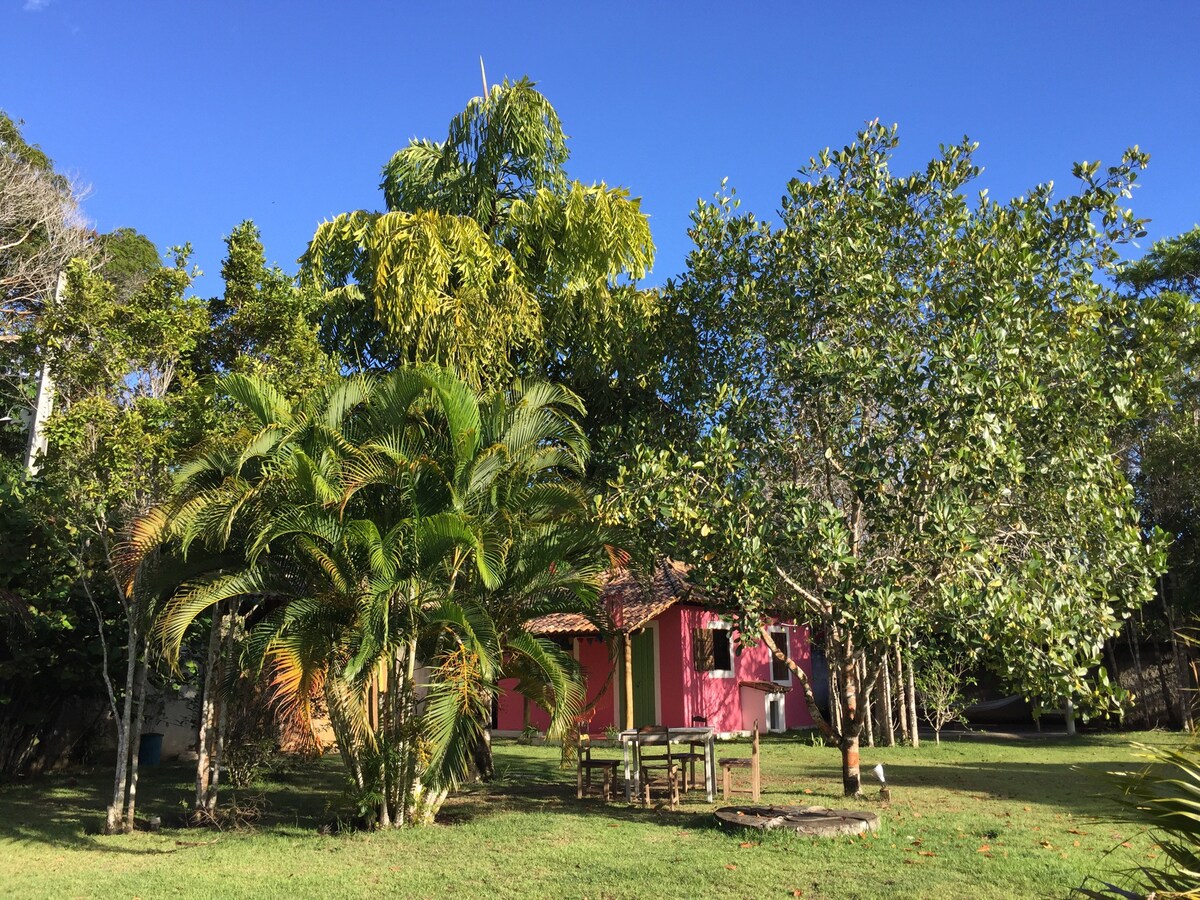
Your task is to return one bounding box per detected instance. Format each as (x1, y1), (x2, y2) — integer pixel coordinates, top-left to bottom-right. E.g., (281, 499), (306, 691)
(492, 607), (814, 735)
(670, 607), (814, 732)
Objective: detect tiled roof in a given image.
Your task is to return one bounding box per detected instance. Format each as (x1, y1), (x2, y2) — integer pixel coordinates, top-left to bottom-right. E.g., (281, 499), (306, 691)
(528, 559), (695, 636)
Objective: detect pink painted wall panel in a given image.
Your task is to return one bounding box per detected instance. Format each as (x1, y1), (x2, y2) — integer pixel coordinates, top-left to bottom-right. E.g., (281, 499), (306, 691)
(576, 636), (617, 734)
(492, 608), (815, 734)
(495, 676), (551, 731)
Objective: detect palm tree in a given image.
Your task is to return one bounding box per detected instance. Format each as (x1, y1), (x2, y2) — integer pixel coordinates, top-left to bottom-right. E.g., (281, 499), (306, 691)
(131, 365), (603, 826)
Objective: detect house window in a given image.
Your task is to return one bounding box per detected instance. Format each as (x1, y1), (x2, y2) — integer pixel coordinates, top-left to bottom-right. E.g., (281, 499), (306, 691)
(693, 625), (734, 677)
(770, 629), (790, 683)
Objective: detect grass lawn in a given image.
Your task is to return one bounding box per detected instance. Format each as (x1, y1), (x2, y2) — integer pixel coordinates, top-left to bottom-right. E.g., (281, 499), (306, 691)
(0, 731), (1187, 899)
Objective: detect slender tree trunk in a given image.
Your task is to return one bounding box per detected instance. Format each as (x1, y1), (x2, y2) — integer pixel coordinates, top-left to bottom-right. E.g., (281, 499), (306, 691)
(1064, 699), (1076, 737)
(829, 667), (842, 736)
(905, 645), (919, 749)
(400, 635), (419, 825)
(1162, 586), (1194, 732)
(894, 645), (909, 744)
(106, 612), (139, 834)
(1105, 639), (1122, 692)
(195, 604), (222, 815)
(1128, 617), (1150, 728)
(125, 635), (150, 831)
(1156, 643), (1176, 729)
(860, 656), (875, 748)
(880, 650), (895, 747)
(759, 626), (835, 741)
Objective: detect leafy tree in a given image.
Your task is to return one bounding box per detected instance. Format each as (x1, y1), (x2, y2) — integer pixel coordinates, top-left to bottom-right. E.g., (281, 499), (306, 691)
(0, 459), (103, 776)
(610, 124), (1184, 794)
(914, 650), (976, 745)
(0, 111), (89, 338)
(1121, 226), (1200, 729)
(133, 366), (603, 826)
(199, 220), (335, 401)
(1122, 226), (1200, 296)
(301, 79), (681, 470)
(37, 250), (208, 832)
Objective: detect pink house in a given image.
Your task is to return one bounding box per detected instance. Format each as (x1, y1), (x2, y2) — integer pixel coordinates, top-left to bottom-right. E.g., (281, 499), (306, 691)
(493, 560), (815, 737)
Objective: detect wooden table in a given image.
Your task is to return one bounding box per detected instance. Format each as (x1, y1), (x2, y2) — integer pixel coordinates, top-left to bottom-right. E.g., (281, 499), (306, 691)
(619, 727), (716, 803)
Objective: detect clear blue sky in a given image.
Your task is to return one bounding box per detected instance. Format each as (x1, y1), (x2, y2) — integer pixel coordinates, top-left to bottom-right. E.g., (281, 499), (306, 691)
(3, 1), (1197, 297)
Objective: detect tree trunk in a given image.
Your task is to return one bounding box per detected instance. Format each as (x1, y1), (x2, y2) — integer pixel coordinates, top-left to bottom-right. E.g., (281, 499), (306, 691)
(1128, 617), (1150, 728)
(1156, 642), (1176, 729)
(1064, 699), (1076, 737)
(470, 722), (495, 781)
(840, 735), (862, 796)
(905, 645), (919, 749)
(880, 651), (896, 747)
(125, 635), (150, 831)
(759, 626), (835, 741)
(894, 645), (909, 744)
(106, 614), (139, 834)
(1162, 586), (1194, 732)
(829, 667), (842, 735)
(194, 605), (222, 815)
(860, 656), (875, 748)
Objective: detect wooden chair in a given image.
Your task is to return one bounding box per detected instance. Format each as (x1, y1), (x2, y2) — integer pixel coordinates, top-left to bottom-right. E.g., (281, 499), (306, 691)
(673, 715), (708, 793)
(576, 730), (620, 800)
(719, 720), (761, 801)
(636, 724), (680, 809)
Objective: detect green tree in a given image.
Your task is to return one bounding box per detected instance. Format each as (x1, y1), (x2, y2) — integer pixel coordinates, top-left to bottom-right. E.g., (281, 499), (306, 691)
(611, 124), (1183, 794)
(37, 250), (208, 832)
(135, 366), (603, 826)
(301, 78), (679, 469)
(0, 111), (89, 338)
(1120, 226), (1200, 729)
(200, 220), (335, 401)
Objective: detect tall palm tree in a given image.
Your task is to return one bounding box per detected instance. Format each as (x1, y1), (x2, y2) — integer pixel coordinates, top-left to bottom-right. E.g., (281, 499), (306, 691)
(130, 365), (603, 826)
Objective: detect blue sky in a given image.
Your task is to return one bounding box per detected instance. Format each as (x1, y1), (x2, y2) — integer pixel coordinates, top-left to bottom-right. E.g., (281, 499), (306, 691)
(3, 1), (1197, 298)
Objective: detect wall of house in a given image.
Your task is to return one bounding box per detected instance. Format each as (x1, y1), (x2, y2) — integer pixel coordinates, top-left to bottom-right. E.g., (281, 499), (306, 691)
(494, 637), (617, 735)
(492, 607), (815, 736)
(668, 606), (814, 733)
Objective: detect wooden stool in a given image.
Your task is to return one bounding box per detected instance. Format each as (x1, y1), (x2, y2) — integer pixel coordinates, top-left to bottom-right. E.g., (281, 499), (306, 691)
(719, 720), (761, 801)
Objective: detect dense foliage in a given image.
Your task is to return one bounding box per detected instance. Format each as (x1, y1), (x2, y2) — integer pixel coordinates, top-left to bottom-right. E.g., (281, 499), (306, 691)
(608, 124), (1190, 792)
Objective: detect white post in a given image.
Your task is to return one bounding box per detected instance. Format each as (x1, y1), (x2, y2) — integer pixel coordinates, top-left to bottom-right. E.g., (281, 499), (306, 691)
(24, 271), (63, 475)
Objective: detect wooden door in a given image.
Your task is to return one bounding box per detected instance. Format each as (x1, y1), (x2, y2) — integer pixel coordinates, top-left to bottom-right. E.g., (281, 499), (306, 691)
(631, 628), (657, 728)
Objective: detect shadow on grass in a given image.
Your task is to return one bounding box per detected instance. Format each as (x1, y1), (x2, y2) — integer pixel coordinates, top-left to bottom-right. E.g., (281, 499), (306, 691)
(0, 736), (1141, 848)
(0, 758), (346, 852)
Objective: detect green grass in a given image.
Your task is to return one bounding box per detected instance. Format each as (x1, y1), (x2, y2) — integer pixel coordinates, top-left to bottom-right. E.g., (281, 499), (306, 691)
(0, 731), (1188, 899)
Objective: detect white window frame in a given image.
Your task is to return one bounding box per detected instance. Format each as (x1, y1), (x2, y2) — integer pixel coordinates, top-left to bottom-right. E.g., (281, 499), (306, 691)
(768, 624), (792, 686)
(706, 620), (735, 679)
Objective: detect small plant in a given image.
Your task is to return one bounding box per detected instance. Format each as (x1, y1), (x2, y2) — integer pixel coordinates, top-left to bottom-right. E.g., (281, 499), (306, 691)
(915, 654), (975, 744)
(603, 724), (620, 742)
(517, 724), (540, 745)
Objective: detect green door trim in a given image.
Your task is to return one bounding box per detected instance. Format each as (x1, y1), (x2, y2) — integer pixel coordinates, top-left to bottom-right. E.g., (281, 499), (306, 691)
(629, 624), (658, 728)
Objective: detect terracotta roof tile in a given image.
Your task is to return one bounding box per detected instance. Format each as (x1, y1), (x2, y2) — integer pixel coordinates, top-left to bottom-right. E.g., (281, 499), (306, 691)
(528, 559), (695, 636)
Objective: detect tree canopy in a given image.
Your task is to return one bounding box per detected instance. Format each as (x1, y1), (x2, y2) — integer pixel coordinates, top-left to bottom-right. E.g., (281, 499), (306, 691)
(610, 124), (1188, 793)
(303, 77), (656, 387)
